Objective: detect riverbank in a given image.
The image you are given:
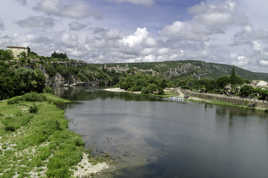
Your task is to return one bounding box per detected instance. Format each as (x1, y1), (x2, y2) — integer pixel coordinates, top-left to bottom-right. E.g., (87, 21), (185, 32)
(0, 93), (109, 177)
(182, 90), (268, 111)
(104, 88), (141, 94)
(104, 88), (268, 111)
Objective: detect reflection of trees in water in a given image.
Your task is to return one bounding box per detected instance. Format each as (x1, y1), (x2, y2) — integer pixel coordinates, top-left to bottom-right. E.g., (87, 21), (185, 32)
(204, 103), (214, 111)
(56, 87), (162, 102)
(216, 106), (268, 120)
(215, 106), (268, 129)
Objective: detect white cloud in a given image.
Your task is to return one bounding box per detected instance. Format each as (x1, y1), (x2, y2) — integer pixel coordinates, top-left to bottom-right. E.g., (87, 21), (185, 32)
(34, 0), (101, 19)
(16, 0), (27, 5)
(69, 21), (87, 31)
(158, 48), (169, 55)
(107, 0), (154, 6)
(0, 19), (4, 30)
(236, 56), (249, 66)
(16, 16), (55, 29)
(196, 12), (232, 26)
(260, 60), (268, 66)
(121, 27), (156, 47)
(0, 0), (268, 72)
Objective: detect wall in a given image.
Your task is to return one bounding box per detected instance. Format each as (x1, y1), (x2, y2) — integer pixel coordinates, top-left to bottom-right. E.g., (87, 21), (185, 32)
(8, 48), (28, 59)
(182, 90), (268, 109)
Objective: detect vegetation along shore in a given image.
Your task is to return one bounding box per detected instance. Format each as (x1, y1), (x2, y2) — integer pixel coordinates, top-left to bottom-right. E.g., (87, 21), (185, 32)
(0, 92), (109, 177)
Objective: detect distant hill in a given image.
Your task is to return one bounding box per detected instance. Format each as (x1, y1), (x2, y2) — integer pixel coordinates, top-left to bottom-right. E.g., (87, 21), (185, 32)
(103, 60), (268, 81)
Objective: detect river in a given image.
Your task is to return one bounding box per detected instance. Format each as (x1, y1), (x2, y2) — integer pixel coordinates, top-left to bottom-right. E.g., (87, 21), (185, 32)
(63, 88), (268, 178)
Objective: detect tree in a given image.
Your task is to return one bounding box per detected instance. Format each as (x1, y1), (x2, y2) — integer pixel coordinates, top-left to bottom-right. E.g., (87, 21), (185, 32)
(141, 83), (158, 95)
(216, 76), (230, 88)
(51, 51), (68, 59)
(230, 66), (243, 85)
(0, 49), (13, 61)
(239, 85), (255, 97)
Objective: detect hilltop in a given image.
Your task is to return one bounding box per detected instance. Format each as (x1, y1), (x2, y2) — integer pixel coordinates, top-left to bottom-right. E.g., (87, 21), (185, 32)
(103, 60), (268, 81)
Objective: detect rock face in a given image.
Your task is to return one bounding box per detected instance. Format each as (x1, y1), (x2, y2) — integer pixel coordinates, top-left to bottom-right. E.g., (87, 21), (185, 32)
(104, 61), (268, 81)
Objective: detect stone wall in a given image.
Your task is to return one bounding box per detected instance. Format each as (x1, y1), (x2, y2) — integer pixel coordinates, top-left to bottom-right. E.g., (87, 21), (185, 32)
(182, 90), (268, 109)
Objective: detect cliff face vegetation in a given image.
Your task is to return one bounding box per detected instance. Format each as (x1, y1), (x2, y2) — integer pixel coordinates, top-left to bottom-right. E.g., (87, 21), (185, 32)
(103, 60), (268, 81)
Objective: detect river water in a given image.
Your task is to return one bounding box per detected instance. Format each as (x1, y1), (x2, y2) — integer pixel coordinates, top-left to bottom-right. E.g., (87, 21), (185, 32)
(64, 88), (268, 178)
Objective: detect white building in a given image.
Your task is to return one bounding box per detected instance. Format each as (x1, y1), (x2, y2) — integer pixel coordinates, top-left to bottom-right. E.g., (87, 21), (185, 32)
(7, 46), (28, 59)
(256, 81), (268, 87)
(251, 80), (268, 88)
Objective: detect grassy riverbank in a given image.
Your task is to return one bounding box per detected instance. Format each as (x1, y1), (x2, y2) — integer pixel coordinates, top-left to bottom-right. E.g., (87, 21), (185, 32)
(0, 93), (108, 177)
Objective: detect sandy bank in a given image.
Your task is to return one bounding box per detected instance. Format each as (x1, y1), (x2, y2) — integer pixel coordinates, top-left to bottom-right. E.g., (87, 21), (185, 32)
(104, 88), (141, 94)
(104, 88), (127, 93)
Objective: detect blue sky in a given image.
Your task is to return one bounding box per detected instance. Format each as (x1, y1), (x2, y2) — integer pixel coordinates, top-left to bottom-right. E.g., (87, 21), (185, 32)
(0, 0), (268, 72)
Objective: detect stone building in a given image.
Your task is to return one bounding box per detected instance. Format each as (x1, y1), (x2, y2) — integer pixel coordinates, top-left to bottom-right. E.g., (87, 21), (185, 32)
(7, 46), (28, 59)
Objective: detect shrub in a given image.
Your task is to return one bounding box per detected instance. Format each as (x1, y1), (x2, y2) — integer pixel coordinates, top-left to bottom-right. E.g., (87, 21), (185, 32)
(239, 85), (255, 97)
(43, 86), (54, 94)
(8, 93), (47, 105)
(23, 92), (47, 102)
(2, 115), (33, 132)
(29, 105), (38, 113)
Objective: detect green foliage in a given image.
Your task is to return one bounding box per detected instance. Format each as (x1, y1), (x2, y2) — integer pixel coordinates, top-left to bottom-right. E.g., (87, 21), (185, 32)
(0, 94), (86, 177)
(8, 92), (47, 104)
(43, 86), (53, 94)
(239, 85), (255, 97)
(230, 66), (244, 85)
(2, 113), (33, 132)
(51, 51), (68, 59)
(0, 65), (46, 100)
(29, 104), (38, 113)
(0, 49), (13, 61)
(216, 76), (230, 88)
(119, 73), (166, 95)
(256, 88), (268, 100)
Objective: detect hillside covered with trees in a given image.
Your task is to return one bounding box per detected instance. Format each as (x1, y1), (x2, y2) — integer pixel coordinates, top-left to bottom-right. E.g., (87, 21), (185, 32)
(1, 48), (268, 100)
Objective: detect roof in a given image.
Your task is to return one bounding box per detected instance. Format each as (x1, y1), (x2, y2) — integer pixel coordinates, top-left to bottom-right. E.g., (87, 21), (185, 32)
(7, 46), (27, 49)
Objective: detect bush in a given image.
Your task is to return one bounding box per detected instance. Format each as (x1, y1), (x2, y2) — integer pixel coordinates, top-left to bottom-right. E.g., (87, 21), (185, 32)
(2, 115), (33, 132)
(43, 86), (54, 94)
(8, 93), (47, 105)
(29, 105), (38, 113)
(239, 85), (255, 97)
(23, 92), (47, 102)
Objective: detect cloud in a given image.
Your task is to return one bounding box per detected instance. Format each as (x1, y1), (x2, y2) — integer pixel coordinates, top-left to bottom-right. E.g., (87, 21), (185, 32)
(1, 0), (268, 72)
(15, 0), (27, 5)
(120, 27), (156, 48)
(16, 16), (55, 29)
(34, 0), (101, 19)
(161, 21), (209, 41)
(107, 0), (154, 6)
(69, 21), (87, 31)
(0, 19), (4, 30)
(260, 60), (268, 66)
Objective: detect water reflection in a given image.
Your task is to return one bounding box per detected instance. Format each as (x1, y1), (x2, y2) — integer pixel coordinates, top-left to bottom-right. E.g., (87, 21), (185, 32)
(65, 89), (268, 178)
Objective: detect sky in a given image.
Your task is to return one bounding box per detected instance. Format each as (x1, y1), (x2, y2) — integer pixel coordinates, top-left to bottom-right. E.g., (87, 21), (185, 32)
(1, 0), (268, 72)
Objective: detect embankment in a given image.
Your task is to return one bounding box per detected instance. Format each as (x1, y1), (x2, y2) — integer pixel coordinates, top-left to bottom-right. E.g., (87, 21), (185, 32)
(182, 90), (268, 110)
(0, 93), (108, 177)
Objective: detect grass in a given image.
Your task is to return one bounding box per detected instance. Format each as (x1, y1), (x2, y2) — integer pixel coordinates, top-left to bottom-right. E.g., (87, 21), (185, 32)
(158, 90), (178, 98)
(0, 92), (105, 177)
(188, 97), (263, 111)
